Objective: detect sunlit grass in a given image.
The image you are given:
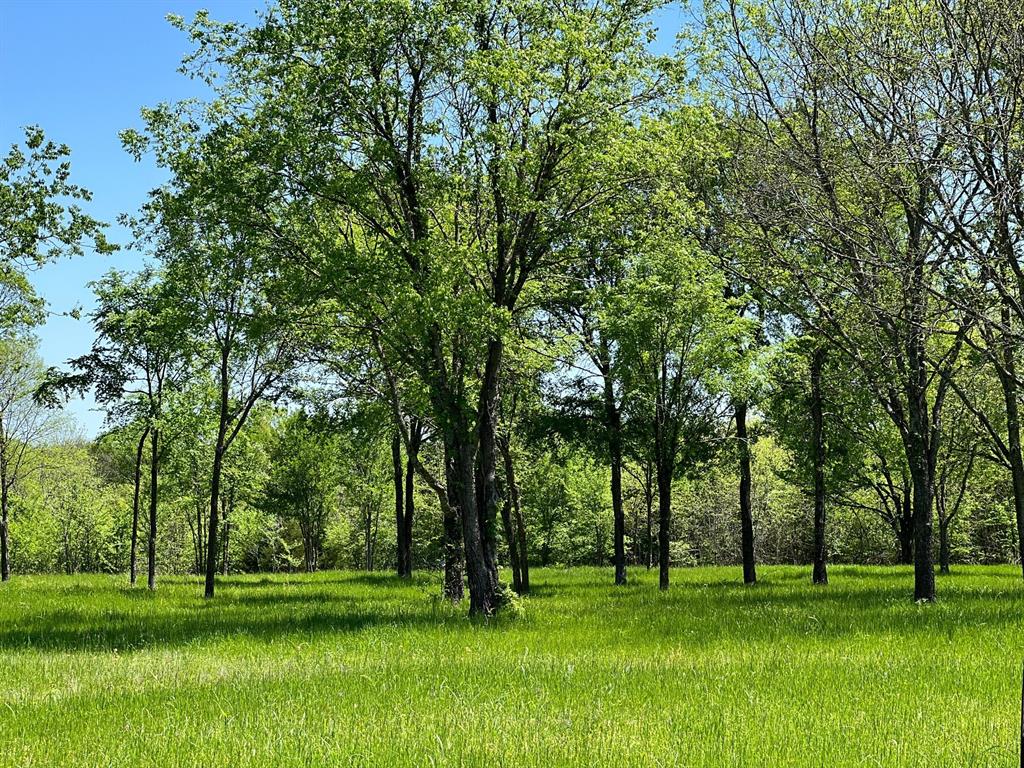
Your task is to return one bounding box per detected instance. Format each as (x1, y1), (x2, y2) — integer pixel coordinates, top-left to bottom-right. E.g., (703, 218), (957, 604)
(1, 565), (1021, 766)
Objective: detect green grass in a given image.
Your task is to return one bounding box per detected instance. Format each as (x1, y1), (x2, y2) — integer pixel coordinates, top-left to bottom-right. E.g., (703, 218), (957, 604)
(0, 566), (1021, 767)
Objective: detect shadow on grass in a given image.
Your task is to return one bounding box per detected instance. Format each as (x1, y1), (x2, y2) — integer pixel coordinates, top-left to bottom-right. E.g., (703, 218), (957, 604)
(2, 566), (1021, 654)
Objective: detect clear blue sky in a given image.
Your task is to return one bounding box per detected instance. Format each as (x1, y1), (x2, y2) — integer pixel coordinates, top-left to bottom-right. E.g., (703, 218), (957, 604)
(1, 0), (686, 437)
(0, 0), (266, 436)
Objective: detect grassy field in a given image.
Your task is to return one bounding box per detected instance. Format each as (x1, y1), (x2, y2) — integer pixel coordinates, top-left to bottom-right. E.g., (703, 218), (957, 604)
(0, 566), (1021, 767)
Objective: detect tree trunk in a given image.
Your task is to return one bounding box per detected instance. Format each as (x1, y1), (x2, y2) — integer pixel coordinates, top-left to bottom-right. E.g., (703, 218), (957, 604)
(474, 337), (504, 609)
(204, 443), (225, 599)
(938, 519), (950, 575)
(896, 486), (914, 564)
(1, 482), (9, 582)
(498, 436), (526, 594)
(500, 495), (522, 593)
(392, 431), (405, 577)
(504, 442), (529, 594)
(810, 347), (828, 585)
(365, 504), (373, 571)
(220, 488), (231, 576)
(736, 400), (757, 585)
(147, 427), (159, 591)
(129, 425), (149, 587)
(906, 399), (936, 602)
(441, 481), (464, 602)
(451, 431), (495, 615)
(599, 345), (626, 586)
(656, 453), (672, 591)
(645, 460), (654, 570)
(401, 422), (421, 578)
(997, 301), (1024, 578)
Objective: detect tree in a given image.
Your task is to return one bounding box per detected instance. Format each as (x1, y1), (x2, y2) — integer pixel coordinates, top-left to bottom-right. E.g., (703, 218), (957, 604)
(0, 126), (115, 330)
(264, 411), (341, 572)
(43, 267), (193, 588)
(0, 336), (60, 580)
(712, 0), (968, 600)
(613, 246), (745, 590)
(167, 0), (680, 615)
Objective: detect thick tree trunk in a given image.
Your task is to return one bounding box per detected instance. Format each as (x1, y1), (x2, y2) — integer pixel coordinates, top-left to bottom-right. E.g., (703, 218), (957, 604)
(474, 337), (504, 607)
(1, 482), (9, 582)
(129, 425), (149, 587)
(736, 400), (757, 585)
(810, 347), (828, 585)
(392, 432), (405, 577)
(147, 428), (159, 591)
(451, 433), (494, 614)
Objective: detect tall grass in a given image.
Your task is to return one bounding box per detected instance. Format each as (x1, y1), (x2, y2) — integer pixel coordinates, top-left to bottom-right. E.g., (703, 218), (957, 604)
(0, 565), (1021, 766)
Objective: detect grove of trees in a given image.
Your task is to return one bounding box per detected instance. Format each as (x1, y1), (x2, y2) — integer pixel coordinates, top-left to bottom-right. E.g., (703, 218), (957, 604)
(3, 0), (1024, 614)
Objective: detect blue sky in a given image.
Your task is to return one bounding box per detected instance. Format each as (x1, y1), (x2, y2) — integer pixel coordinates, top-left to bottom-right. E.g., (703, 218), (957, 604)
(1, 0), (687, 437)
(1, 0), (266, 435)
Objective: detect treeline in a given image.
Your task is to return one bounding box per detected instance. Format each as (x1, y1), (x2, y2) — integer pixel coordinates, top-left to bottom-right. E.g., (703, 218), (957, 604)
(4, 388), (1020, 581)
(3, 0), (1024, 614)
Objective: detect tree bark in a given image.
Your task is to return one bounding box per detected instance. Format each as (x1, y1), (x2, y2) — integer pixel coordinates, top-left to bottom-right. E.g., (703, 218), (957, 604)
(474, 337), (504, 609)
(895, 482), (914, 564)
(810, 347), (828, 585)
(129, 425), (150, 587)
(147, 427), (159, 591)
(507, 444), (529, 593)
(451, 430), (495, 614)
(736, 400), (757, 585)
